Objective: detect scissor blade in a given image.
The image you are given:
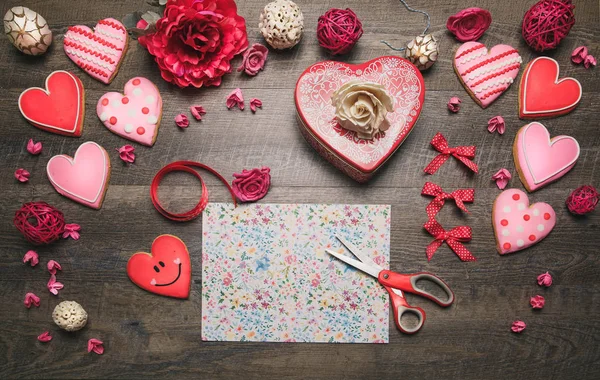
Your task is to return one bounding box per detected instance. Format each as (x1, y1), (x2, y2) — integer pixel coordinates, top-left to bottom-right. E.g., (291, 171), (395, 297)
(325, 249), (381, 278)
(335, 235), (384, 272)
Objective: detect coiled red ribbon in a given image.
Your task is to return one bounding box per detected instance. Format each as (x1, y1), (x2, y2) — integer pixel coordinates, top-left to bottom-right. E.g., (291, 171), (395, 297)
(150, 161), (237, 222)
(422, 182), (474, 218)
(424, 219), (475, 262)
(424, 132), (478, 174)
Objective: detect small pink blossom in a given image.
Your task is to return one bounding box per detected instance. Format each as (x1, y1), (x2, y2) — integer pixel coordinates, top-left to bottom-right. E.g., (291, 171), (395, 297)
(584, 55), (597, 69)
(237, 43), (268, 76)
(511, 320), (526, 333)
(311, 278), (320, 287)
(537, 272), (553, 287)
(15, 168), (30, 182)
(175, 114), (189, 128)
(27, 139), (42, 155)
(47, 260), (62, 275)
(284, 255), (297, 265)
(250, 98), (262, 113)
(190, 105), (206, 120)
(88, 339), (104, 355)
(530, 295), (545, 309)
(223, 277), (232, 286)
(571, 46), (588, 64)
(447, 97), (461, 113)
(23, 250), (39, 267)
(37, 331), (52, 342)
(47, 274), (63, 296)
(62, 223), (81, 240)
(488, 116), (505, 134)
(24, 292), (40, 308)
(117, 145), (135, 164)
(492, 168), (511, 190)
(226, 88), (244, 110)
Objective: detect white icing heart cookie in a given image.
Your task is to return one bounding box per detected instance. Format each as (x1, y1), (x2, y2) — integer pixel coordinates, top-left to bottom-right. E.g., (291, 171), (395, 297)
(96, 77), (162, 146)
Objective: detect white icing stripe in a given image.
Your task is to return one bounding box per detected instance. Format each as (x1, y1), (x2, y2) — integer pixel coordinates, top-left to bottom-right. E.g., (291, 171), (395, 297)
(66, 34), (120, 56)
(96, 27), (125, 41)
(465, 56), (522, 83)
(460, 50), (487, 65)
(65, 49), (115, 70)
(474, 77), (514, 93)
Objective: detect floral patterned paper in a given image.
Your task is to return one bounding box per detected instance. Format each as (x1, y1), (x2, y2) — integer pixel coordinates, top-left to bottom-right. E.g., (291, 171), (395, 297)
(201, 203), (391, 343)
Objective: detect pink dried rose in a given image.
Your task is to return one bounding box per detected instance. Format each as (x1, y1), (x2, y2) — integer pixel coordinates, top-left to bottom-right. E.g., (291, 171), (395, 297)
(237, 43), (268, 76)
(537, 271), (553, 287)
(530, 295), (545, 309)
(47, 260), (62, 275)
(190, 105), (206, 121)
(250, 98), (262, 113)
(47, 274), (64, 296)
(492, 168), (511, 190)
(23, 250), (39, 267)
(24, 292), (40, 308)
(27, 139), (42, 155)
(117, 145), (135, 164)
(584, 55), (597, 69)
(88, 338), (104, 355)
(232, 167), (271, 202)
(37, 331), (52, 342)
(175, 114), (189, 128)
(488, 116), (505, 134)
(15, 168), (30, 182)
(446, 8), (492, 42)
(571, 46), (588, 64)
(62, 223), (81, 240)
(447, 97), (461, 113)
(226, 88), (245, 110)
(511, 320), (526, 333)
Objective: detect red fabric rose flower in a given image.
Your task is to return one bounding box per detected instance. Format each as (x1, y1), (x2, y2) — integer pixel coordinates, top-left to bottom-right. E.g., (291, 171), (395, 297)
(238, 43), (268, 76)
(446, 8), (492, 42)
(139, 0), (248, 88)
(232, 167), (271, 202)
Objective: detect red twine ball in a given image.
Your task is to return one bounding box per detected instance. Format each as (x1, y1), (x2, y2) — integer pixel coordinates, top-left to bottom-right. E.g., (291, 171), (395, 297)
(522, 0), (575, 52)
(566, 185), (599, 215)
(14, 202), (65, 245)
(317, 8), (363, 55)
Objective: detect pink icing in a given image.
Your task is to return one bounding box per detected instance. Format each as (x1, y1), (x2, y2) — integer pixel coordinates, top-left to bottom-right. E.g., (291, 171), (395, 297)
(454, 41), (522, 108)
(493, 189), (556, 255)
(96, 77), (162, 146)
(63, 18), (127, 84)
(515, 122), (580, 192)
(46, 142), (111, 209)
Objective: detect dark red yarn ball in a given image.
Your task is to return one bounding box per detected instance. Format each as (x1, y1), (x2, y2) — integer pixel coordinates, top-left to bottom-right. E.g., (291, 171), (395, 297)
(317, 8), (363, 55)
(14, 202), (65, 245)
(566, 185), (599, 215)
(522, 0), (575, 52)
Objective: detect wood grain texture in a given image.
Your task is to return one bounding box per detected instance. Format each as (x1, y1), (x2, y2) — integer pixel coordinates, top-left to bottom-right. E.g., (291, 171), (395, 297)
(1, 0), (599, 378)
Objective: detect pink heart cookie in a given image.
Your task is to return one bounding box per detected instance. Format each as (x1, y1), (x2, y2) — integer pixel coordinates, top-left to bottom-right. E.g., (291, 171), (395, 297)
(453, 42), (522, 108)
(96, 77), (163, 146)
(46, 142), (111, 209)
(63, 18), (128, 84)
(513, 122), (580, 192)
(492, 189), (555, 255)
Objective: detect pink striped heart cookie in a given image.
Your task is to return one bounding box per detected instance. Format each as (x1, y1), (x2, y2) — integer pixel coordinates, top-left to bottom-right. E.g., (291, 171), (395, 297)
(453, 42), (522, 108)
(96, 77), (162, 146)
(63, 18), (128, 84)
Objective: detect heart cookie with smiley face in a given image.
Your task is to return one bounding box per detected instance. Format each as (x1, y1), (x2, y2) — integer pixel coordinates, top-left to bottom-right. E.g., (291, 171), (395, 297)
(127, 235), (191, 299)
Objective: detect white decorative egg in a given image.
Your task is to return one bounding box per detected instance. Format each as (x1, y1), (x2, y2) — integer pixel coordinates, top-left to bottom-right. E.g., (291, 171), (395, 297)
(259, 0), (304, 50)
(4, 6), (52, 55)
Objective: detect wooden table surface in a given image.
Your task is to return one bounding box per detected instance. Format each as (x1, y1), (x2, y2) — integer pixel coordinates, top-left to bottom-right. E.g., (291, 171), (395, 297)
(1, 0), (599, 378)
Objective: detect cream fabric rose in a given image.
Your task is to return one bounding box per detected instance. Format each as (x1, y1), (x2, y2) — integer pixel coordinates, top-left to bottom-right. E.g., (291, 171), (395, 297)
(331, 81), (395, 140)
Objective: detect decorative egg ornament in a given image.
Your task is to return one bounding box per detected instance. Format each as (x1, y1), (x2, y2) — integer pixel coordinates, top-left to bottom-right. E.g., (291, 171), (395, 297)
(4, 6), (52, 55)
(405, 34), (438, 71)
(259, 0), (304, 49)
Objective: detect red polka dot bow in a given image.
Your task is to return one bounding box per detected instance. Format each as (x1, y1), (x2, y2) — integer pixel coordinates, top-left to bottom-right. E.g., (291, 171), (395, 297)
(422, 182), (475, 218)
(424, 133), (479, 174)
(424, 219), (476, 262)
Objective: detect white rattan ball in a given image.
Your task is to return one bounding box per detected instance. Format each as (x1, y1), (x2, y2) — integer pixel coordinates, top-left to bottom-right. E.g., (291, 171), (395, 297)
(53, 301), (88, 332)
(259, 0), (304, 50)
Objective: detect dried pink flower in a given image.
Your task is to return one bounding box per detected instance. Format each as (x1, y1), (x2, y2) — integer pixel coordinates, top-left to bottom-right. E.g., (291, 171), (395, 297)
(47, 274), (64, 296)
(488, 116), (505, 134)
(24, 292), (40, 308)
(447, 97), (461, 113)
(232, 167), (271, 202)
(571, 46), (588, 64)
(37, 331), (52, 342)
(492, 168), (511, 190)
(27, 139), (43, 155)
(226, 88), (244, 110)
(88, 339), (104, 355)
(175, 114), (189, 128)
(117, 145), (135, 164)
(62, 223), (81, 240)
(530, 295), (545, 309)
(537, 271), (553, 287)
(237, 43), (268, 76)
(47, 260), (62, 275)
(584, 55), (597, 69)
(23, 250), (39, 267)
(15, 168), (30, 182)
(511, 320), (526, 333)
(190, 105), (206, 121)
(250, 98), (262, 113)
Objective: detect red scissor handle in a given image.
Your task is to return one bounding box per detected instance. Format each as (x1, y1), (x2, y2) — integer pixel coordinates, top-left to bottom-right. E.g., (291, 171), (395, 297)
(385, 285), (426, 334)
(378, 270), (454, 307)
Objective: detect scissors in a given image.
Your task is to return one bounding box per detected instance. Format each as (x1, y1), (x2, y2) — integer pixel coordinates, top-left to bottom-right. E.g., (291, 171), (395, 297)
(326, 235), (454, 334)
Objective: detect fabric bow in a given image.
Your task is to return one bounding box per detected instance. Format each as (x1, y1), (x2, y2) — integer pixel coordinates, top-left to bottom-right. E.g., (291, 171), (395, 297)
(424, 219), (476, 262)
(424, 132), (478, 174)
(422, 182), (474, 218)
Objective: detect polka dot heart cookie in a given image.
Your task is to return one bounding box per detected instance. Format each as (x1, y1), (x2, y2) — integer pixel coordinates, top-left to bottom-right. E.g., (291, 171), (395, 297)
(492, 189), (555, 255)
(96, 77), (162, 146)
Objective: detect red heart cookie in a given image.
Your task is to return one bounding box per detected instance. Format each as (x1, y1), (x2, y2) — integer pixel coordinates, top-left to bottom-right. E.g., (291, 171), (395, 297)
(18, 71), (85, 137)
(294, 56), (425, 182)
(127, 235), (191, 299)
(519, 57), (582, 119)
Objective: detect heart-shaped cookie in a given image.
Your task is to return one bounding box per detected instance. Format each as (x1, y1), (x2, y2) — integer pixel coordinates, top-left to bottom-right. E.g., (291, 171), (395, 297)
(46, 141), (111, 209)
(513, 122), (580, 192)
(127, 235), (191, 299)
(18, 71), (84, 137)
(493, 189), (556, 255)
(453, 42), (522, 108)
(519, 57), (582, 119)
(63, 18), (128, 84)
(294, 56), (425, 182)
(96, 77), (162, 146)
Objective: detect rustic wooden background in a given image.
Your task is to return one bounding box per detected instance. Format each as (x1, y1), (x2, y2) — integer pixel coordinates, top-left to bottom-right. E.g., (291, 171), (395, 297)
(1, 0), (599, 378)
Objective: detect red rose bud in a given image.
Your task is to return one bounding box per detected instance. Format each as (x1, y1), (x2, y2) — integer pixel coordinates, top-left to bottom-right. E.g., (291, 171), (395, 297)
(537, 271), (553, 287)
(511, 320), (526, 333)
(232, 167), (271, 202)
(447, 97), (461, 113)
(530, 295), (545, 309)
(446, 7), (492, 42)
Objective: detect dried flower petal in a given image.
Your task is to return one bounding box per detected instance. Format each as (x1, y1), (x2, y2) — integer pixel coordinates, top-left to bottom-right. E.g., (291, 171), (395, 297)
(88, 338), (104, 355)
(537, 271), (553, 287)
(23, 250), (39, 267)
(530, 295), (545, 309)
(511, 320), (526, 333)
(250, 98), (262, 113)
(15, 168), (30, 182)
(488, 116), (505, 135)
(116, 145), (135, 164)
(62, 223), (81, 240)
(27, 139), (43, 155)
(175, 114), (189, 128)
(24, 292), (40, 308)
(584, 55), (597, 69)
(47, 260), (62, 275)
(447, 97), (461, 113)
(492, 168), (511, 190)
(190, 105), (206, 120)
(37, 331), (52, 342)
(47, 274), (64, 296)
(226, 88), (244, 110)
(571, 46), (588, 64)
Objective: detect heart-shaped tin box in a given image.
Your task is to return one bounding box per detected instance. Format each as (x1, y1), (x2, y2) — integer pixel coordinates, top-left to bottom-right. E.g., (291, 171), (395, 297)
(294, 56), (425, 182)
